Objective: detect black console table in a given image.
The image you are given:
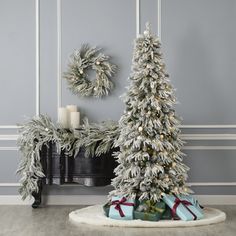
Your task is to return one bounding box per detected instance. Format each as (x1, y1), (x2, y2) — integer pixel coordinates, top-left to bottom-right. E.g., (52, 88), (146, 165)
(32, 142), (117, 208)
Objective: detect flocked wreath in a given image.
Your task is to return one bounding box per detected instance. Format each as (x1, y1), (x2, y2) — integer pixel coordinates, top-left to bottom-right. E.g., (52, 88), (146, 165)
(64, 44), (117, 98)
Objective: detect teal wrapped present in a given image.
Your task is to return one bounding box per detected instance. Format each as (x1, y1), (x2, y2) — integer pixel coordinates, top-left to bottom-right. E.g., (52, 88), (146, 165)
(184, 195), (204, 214)
(162, 194), (204, 221)
(109, 196), (135, 220)
(134, 200), (165, 221)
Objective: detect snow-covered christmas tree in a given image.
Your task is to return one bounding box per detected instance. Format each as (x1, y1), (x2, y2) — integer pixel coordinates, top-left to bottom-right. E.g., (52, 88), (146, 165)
(110, 23), (191, 203)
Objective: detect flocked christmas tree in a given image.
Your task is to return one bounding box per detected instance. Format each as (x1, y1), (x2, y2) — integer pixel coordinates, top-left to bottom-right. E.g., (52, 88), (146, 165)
(110, 23), (191, 203)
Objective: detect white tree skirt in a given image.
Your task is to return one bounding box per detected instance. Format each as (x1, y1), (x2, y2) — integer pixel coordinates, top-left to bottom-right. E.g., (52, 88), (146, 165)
(69, 205), (226, 228)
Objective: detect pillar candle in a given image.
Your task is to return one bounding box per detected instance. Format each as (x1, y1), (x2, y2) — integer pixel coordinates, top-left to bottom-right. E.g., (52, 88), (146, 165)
(66, 105), (77, 113)
(70, 112), (80, 129)
(67, 105), (78, 128)
(58, 107), (69, 128)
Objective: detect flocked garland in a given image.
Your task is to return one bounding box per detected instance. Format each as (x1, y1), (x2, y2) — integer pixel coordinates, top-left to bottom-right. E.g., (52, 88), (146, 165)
(64, 44), (117, 97)
(16, 115), (75, 200)
(73, 118), (119, 158)
(17, 115), (119, 199)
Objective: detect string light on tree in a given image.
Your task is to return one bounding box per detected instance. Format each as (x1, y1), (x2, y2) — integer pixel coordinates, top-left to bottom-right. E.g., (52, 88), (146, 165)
(174, 187), (179, 192)
(164, 174), (170, 182)
(143, 30), (149, 37)
(160, 134), (164, 140)
(172, 162), (177, 167)
(183, 187), (189, 192)
(138, 126), (143, 132)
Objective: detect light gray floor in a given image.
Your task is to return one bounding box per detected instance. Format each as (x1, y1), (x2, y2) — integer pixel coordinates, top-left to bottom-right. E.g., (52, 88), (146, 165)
(0, 205), (235, 236)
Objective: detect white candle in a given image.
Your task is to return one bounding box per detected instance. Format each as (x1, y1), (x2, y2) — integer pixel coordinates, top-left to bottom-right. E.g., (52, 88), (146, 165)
(58, 107), (69, 128)
(66, 105), (77, 113)
(67, 105), (78, 128)
(70, 112), (80, 129)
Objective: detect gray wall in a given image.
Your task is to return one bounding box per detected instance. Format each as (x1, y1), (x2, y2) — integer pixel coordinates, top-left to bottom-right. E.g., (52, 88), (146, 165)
(0, 0), (236, 196)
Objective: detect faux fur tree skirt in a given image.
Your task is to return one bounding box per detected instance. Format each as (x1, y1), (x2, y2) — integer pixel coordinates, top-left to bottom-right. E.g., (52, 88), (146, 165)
(69, 205), (226, 228)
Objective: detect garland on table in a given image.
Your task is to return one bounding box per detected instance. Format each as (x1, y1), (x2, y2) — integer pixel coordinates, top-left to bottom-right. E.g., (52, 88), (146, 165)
(73, 118), (119, 158)
(16, 115), (119, 199)
(16, 115), (75, 200)
(64, 44), (117, 98)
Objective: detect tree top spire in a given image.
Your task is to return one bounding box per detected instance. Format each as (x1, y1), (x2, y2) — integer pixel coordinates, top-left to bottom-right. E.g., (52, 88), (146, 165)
(144, 22), (152, 37)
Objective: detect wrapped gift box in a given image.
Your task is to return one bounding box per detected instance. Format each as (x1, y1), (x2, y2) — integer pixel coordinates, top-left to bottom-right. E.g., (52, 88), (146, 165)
(103, 202), (110, 217)
(161, 205), (173, 220)
(134, 200), (165, 221)
(183, 195), (204, 214)
(109, 196), (135, 220)
(162, 194), (204, 221)
(134, 211), (160, 221)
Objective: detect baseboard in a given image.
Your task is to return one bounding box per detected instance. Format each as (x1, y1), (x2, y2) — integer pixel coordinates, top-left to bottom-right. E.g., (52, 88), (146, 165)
(195, 195), (236, 205)
(0, 195), (235, 205)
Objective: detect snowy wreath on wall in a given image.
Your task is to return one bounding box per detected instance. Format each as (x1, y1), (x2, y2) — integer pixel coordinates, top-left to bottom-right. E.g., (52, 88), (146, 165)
(64, 44), (117, 98)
